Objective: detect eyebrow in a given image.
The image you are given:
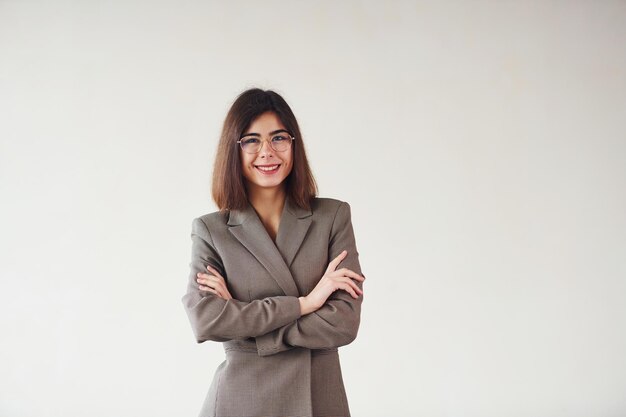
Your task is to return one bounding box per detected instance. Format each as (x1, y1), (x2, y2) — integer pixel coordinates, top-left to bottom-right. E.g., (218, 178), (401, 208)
(240, 129), (290, 138)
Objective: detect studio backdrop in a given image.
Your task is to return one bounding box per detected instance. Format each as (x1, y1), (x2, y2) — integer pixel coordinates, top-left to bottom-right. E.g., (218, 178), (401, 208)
(1, 1), (625, 416)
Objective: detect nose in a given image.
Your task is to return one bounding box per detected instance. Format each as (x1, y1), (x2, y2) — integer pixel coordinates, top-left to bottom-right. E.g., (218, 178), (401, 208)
(258, 139), (274, 156)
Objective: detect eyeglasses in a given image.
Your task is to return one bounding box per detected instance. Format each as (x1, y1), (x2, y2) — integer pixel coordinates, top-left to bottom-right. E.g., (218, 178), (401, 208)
(237, 133), (295, 154)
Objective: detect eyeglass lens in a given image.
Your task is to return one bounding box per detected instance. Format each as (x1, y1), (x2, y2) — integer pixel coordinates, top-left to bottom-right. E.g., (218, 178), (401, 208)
(240, 134), (292, 153)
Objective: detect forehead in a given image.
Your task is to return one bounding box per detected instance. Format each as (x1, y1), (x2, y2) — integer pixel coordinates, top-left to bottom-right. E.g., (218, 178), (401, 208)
(243, 111), (286, 134)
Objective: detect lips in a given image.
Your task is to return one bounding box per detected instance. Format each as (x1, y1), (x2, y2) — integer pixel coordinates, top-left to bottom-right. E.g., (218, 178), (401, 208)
(254, 164), (281, 174)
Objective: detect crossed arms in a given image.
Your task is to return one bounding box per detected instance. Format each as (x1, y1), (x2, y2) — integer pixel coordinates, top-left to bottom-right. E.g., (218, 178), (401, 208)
(181, 201), (364, 357)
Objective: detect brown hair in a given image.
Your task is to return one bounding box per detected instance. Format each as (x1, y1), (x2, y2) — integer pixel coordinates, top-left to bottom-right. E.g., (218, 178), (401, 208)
(211, 88), (318, 212)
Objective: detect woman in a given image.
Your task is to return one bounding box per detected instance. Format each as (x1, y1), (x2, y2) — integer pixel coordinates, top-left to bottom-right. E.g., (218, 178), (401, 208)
(181, 88), (366, 417)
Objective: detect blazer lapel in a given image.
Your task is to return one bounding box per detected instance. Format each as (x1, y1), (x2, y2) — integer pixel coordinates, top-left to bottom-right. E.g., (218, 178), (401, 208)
(227, 195), (312, 297)
(277, 195), (314, 268)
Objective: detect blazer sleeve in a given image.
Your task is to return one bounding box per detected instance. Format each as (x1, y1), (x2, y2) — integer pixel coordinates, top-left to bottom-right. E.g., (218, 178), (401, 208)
(255, 201), (364, 357)
(181, 217), (302, 343)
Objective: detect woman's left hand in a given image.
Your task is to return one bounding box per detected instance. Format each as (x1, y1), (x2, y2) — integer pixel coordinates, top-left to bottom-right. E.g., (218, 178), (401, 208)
(196, 265), (233, 300)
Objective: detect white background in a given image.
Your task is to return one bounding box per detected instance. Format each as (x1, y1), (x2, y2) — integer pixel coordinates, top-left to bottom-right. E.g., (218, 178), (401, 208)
(1, 1), (625, 416)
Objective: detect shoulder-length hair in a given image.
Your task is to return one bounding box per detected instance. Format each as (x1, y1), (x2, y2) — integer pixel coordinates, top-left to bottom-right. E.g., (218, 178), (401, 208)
(211, 88), (318, 212)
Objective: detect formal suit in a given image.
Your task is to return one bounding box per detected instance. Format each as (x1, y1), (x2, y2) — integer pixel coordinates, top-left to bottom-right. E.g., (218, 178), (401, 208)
(181, 195), (364, 417)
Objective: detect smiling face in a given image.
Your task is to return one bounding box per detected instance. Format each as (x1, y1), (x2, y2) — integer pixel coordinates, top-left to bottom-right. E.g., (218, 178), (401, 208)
(239, 111), (294, 194)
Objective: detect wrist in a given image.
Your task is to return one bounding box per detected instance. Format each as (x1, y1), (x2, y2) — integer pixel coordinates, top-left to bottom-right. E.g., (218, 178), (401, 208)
(298, 296), (316, 315)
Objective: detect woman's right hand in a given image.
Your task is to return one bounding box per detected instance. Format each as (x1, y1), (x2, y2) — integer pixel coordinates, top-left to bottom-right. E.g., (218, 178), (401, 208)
(299, 250), (365, 315)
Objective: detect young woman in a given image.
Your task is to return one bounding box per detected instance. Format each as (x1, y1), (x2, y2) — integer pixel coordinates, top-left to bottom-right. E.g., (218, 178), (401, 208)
(182, 88), (366, 417)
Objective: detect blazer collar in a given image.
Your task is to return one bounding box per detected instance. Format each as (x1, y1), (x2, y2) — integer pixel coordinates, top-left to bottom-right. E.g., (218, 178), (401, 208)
(226, 195), (313, 297)
(226, 194), (312, 226)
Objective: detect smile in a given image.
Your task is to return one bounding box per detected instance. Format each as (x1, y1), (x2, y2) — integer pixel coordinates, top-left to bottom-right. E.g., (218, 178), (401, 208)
(254, 164), (281, 175)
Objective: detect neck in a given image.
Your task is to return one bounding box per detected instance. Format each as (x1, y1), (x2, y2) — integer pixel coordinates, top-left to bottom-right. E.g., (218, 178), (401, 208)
(246, 185), (287, 219)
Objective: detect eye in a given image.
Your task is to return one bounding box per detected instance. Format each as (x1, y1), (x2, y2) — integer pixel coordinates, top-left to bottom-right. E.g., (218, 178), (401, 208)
(242, 137), (259, 144)
(272, 135), (288, 142)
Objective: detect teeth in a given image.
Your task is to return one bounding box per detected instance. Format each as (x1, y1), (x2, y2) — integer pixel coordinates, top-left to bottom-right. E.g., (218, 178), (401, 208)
(257, 165), (279, 171)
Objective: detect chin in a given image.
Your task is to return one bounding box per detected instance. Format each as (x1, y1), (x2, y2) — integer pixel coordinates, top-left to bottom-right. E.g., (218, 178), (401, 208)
(257, 179), (286, 188)
(245, 176), (284, 189)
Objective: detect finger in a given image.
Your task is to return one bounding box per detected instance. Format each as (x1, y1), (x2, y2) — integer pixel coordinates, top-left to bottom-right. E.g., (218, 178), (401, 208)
(206, 268), (227, 284)
(199, 285), (218, 294)
(342, 276), (363, 294)
(327, 268), (362, 283)
(202, 277), (228, 296)
(338, 268), (365, 281)
(339, 282), (358, 298)
(212, 282), (228, 297)
(200, 274), (219, 282)
(197, 277), (219, 290)
(328, 275), (362, 295)
(199, 285), (227, 300)
(205, 273), (219, 283)
(206, 264), (224, 278)
(326, 250), (348, 273)
(204, 276), (228, 291)
(197, 272), (220, 282)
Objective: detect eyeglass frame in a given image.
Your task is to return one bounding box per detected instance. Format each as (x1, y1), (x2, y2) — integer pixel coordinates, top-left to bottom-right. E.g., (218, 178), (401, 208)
(236, 131), (296, 154)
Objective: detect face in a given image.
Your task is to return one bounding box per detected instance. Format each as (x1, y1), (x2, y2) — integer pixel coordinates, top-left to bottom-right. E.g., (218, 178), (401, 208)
(239, 111), (294, 193)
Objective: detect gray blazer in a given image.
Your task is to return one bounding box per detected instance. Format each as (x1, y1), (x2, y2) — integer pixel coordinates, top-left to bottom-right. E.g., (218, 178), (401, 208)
(182, 195), (364, 417)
